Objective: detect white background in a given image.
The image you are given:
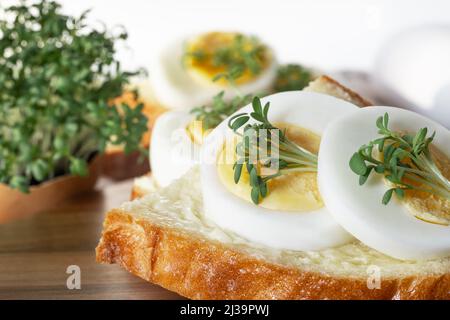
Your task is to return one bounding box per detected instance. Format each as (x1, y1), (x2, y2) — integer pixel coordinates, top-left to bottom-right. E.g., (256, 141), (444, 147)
(4, 0), (447, 73)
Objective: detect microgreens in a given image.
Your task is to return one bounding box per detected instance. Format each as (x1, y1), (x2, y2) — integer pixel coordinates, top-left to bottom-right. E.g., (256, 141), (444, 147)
(188, 34), (265, 131)
(349, 113), (450, 205)
(187, 34), (268, 86)
(190, 92), (253, 131)
(187, 33), (314, 135)
(0, 0), (148, 193)
(228, 97), (318, 204)
(191, 63), (314, 131)
(272, 64), (313, 92)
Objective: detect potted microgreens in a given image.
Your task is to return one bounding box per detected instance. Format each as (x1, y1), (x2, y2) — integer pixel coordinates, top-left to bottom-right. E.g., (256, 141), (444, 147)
(0, 0), (148, 221)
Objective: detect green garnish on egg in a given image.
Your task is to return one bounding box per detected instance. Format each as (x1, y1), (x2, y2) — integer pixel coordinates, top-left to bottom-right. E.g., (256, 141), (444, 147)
(349, 113), (450, 205)
(228, 97), (318, 204)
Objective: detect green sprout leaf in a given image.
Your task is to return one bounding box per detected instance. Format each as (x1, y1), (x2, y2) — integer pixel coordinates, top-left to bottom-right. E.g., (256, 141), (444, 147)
(251, 187), (260, 205)
(10, 176), (29, 193)
(234, 163), (243, 184)
(31, 159), (50, 182)
(349, 152), (368, 175)
(231, 115), (250, 131)
(69, 159), (88, 177)
(382, 188), (395, 205)
(359, 166), (374, 186)
(250, 167), (259, 187)
(272, 64), (314, 92)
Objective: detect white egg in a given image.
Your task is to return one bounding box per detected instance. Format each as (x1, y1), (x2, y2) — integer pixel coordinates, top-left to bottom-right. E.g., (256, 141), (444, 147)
(375, 26), (450, 128)
(150, 110), (199, 187)
(318, 106), (450, 260)
(149, 34), (278, 110)
(201, 91), (358, 251)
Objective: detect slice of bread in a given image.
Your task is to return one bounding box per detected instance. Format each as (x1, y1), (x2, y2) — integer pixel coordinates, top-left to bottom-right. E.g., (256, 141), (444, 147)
(96, 76), (450, 299)
(97, 167), (450, 299)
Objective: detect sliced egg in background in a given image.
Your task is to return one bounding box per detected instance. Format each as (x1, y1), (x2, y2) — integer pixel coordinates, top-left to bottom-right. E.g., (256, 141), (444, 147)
(319, 106), (450, 260)
(150, 110), (200, 187)
(201, 91), (359, 251)
(148, 31), (278, 110)
(374, 25), (450, 129)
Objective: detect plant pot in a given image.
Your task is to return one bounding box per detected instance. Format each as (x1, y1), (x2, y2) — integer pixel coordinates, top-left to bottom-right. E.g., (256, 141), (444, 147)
(99, 149), (150, 181)
(0, 156), (101, 223)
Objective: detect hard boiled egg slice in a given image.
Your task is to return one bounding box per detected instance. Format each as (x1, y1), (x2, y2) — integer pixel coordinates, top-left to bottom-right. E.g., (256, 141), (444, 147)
(201, 91), (358, 251)
(319, 106), (450, 260)
(149, 32), (277, 109)
(150, 110), (205, 187)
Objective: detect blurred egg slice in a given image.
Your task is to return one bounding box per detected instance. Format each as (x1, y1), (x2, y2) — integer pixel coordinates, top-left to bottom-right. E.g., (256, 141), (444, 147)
(201, 91), (358, 251)
(318, 106), (450, 260)
(150, 110), (202, 187)
(375, 25), (450, 128)
(149, 31), (277, 109)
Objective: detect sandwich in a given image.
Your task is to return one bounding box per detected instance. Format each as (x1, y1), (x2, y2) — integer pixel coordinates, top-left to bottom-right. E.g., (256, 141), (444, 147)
(97, 75), (450, 300)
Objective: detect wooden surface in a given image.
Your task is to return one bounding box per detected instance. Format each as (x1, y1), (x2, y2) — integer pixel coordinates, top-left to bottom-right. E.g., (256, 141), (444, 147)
(0, 178), (182, 300)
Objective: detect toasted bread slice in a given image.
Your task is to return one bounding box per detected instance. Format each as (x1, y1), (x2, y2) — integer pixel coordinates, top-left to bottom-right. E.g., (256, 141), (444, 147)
(132, 174), (157, 199)
(96, 167), (450, 299)
(96, 76), (450, 299)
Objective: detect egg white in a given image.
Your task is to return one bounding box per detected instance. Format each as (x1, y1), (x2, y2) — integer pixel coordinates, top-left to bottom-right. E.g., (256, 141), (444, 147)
(201, 91), (358, 251)
(318, 106), (450, 260)
(149, 35), (278, 110)
(150, 110), (199, 187)
(375, 26), (450, 129)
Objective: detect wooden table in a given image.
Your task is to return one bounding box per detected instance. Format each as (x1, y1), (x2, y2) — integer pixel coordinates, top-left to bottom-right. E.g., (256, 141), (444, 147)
(0, 179), (182, 299)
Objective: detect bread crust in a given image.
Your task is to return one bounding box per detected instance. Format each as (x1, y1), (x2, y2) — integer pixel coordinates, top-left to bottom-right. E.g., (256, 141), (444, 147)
(305, 75), (372, 107)
(96, 209), (450, 300)
(130, 184), (147, 200)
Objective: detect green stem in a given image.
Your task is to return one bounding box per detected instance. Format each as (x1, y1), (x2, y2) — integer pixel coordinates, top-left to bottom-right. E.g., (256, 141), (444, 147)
(420, 153), (450, 190)
(402, 173), (450, 200)
(282, 139), (318, 162)
(403, 184), (450, 200)
(363, 154), (439, 182)
(278, 154), (317, 167)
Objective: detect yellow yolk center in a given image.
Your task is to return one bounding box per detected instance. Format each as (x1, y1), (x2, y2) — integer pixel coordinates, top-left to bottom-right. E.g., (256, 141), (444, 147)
(184, 32), (271, 86)
(401, 146), (450, 225)
(217, 123), (323, 212)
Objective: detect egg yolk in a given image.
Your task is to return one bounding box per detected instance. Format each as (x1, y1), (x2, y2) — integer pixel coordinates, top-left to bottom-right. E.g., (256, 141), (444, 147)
(183, 32), (271, 86)
(217, 123), (323, 212)
(186, 119), (211, 145)
(401, 146), (450, 225)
